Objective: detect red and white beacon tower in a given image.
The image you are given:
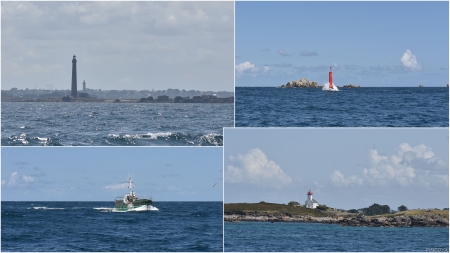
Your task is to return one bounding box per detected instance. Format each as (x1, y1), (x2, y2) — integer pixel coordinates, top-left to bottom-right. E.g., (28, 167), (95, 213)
(329, 66), (333, 89)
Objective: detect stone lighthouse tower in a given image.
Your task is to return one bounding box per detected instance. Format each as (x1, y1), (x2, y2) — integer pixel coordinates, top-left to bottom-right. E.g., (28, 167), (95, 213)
(71, 55), (77, 97)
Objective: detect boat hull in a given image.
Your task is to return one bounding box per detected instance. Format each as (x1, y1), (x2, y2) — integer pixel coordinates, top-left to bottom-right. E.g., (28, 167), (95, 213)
(114, 199), (153, 211)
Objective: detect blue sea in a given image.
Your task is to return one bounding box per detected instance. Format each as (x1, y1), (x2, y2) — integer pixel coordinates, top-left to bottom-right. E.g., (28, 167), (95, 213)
(1, 201), (223, 252)
(235, 87), (449, 127)
(1, 102), (233, 146)
(224, 222), (449, 252)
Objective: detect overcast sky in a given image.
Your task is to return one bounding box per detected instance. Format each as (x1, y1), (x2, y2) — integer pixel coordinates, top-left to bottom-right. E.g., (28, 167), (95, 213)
(235, 2), (449, 87)
(2, 1), (234, 91)
(224, 128), (449, 210)
(2, 147), (223, 201)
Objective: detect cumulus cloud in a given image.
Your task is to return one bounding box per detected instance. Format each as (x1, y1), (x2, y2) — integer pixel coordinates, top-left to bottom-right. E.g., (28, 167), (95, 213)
(225, 148), (292, 189)
(300, 50), (318, 57)
(235, 61), (258, 77)
(263, 66), (270, 73)
(8, 172), (19, 186)
(22, 175), (35, 183)
(104, 183), (128, 190)
(400, 49), (422, 71)
(277, 50), (290, 56)
(330, 143), (447, 188)
(2, 172), (36, 186)
(330, 170), (364, 187)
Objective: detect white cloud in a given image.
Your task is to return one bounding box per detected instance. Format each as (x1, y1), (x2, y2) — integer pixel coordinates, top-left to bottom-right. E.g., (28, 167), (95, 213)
(104, 183), (128, 190)
(22, 175), (35, 183)
(225, 148), (292, 189)
(263, 66), (270, 73)
(330, 170), (364, 187)
(235, 61), (258, 77)
(8, 172), (19, 186)
(277, 49), (290, 56)
(400, 49), (422, 71)
(330, 143), (447, 188)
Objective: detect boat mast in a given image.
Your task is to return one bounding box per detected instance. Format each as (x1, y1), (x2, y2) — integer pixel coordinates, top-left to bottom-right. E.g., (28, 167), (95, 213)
(128, 176), (134, 195)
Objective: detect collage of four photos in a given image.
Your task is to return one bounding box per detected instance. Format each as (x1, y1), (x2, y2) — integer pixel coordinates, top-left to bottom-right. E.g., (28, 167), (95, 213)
(1, 1), (449, 252)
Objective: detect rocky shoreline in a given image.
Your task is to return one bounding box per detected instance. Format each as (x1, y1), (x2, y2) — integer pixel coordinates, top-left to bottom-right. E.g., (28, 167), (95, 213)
(224, 213), (449, 227)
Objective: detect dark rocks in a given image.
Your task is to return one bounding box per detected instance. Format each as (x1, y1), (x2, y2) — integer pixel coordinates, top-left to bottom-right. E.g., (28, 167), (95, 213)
(224, 213), (448, 227)
(280, 78), (319, 88)
(137, 95), (233, 103)
(342, 84), (360, 88)
(337, 214), (448, 227)
(62, 96), (71, 102)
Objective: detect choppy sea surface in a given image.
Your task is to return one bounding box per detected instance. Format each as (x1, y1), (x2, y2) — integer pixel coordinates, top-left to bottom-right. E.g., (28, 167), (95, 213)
(1, 102), (233, 146)
(2, 201), (223, 252)
(235, 87), (449, 127)
(224, 222), (449, 252)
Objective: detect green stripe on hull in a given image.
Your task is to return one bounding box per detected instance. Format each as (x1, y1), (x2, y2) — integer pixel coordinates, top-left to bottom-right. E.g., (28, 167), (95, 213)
(114, 199), (153, 211)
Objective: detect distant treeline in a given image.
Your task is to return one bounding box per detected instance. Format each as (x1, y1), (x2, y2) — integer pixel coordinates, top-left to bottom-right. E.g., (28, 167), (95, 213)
(348, 203), (391, 215)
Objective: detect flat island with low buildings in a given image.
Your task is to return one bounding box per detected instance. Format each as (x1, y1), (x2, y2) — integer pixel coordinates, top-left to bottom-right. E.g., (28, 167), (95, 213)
(1, 55), (233, 103)
(224, 190), (449, 227)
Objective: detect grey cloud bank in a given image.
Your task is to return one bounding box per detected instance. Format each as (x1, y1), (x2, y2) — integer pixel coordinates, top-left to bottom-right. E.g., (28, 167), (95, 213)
(2, 1), (234, 91)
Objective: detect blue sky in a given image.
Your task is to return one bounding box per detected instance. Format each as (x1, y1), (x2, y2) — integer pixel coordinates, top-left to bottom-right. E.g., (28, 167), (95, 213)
(235, 2), (449, 87)
(224, 128), (449, 210)
(1, 147), (223, 201)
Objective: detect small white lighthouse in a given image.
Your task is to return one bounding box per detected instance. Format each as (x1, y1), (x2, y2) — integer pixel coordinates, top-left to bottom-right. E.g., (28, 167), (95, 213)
(305, 189), (319, 209)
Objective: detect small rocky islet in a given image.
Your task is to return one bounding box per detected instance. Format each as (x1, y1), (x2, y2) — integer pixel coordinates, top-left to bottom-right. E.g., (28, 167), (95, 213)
(280, 78), (320, 88)
(279, 78), (360, 88)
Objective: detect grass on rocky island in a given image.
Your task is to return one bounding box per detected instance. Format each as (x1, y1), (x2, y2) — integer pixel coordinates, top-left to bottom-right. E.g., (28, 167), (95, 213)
(374, 209), (449, 219)
(224, 202), (329, 217)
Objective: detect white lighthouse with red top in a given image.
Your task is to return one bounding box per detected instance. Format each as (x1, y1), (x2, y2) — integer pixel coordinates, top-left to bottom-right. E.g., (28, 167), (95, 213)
(305, 189), (319, 209)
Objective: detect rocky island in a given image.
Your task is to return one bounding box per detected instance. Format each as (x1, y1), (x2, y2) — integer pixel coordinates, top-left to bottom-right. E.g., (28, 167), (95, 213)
(280, 78), (320, 88)
(224, 203), (449, 227)
(342, 84), (361, 88)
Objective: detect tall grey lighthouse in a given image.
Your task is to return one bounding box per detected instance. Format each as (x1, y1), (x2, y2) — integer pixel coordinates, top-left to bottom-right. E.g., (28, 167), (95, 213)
(71, 55), (77, 97)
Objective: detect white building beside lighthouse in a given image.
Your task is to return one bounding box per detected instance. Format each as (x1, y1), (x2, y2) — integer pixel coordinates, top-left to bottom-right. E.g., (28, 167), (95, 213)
(305, 189), (319, 209)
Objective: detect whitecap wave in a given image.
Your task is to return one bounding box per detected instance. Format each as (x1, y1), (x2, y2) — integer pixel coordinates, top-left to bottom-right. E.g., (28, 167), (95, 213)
(198, 133), (222, 146)
(32, 206), (64, 210)
(322, 82), (339, 92)
(93, 205), (159, 212)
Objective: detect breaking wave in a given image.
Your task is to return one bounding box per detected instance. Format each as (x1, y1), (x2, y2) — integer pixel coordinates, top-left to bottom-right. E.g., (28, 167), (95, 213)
(29, 206), (65, 210)
(322, 82), (339, 92)
(93, 205), (159, 212)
